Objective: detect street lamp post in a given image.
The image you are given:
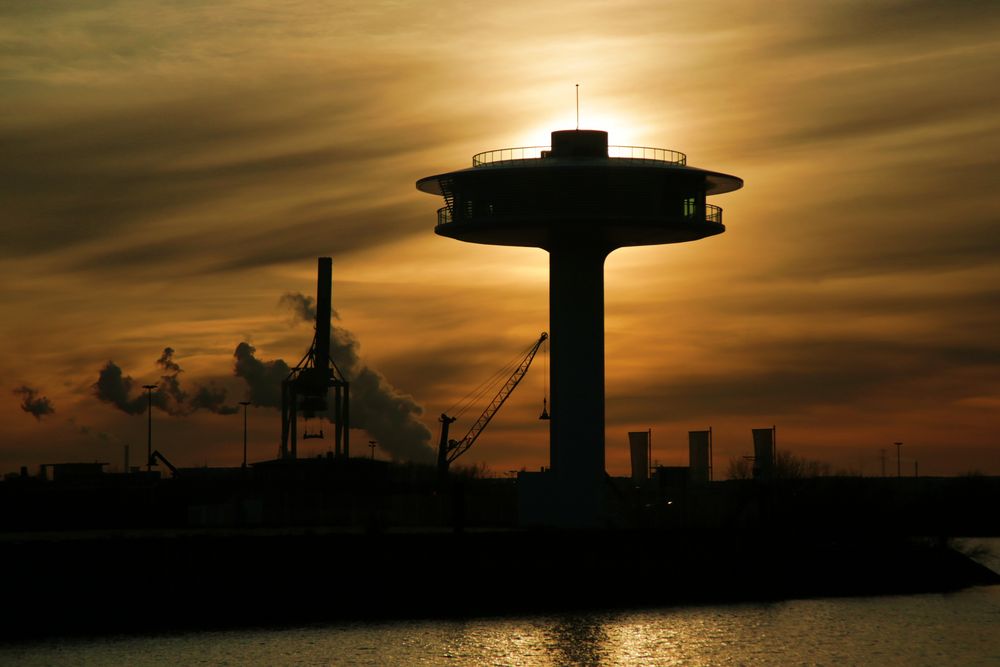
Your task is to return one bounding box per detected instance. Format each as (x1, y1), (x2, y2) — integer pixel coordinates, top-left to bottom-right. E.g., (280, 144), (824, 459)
(894, 442), (903, 479)
(239, 401), (251, 468)
(142, 384), (157, 471)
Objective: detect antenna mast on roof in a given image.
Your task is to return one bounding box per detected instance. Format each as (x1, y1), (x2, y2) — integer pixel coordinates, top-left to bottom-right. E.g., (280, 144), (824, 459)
(575, 84), (580, 130)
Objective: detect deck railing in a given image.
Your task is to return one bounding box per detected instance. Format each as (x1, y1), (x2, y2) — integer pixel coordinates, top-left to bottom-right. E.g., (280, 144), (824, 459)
(437, 203), (722, 227)
(437, 206), (452, 226)
(472, 146), (549, 166)
(472, 145), (687, 167)
(608, 145), (687, 165)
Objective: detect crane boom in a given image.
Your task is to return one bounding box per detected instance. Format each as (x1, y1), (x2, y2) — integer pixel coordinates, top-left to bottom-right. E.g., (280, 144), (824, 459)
(148, 450), (178, 476)
(440, 332), (548, 472)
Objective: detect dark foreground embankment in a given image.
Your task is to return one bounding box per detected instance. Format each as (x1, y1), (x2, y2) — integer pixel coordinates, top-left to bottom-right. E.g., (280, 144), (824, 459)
(2, 529), (997, 640)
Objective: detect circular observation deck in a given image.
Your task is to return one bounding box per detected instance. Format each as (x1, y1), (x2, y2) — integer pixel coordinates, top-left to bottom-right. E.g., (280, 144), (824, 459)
(416, 130), (743, 250)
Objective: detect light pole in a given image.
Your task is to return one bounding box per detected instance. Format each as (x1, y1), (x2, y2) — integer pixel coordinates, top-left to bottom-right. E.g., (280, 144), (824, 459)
(142, 384), (157, 471)
(368, 440), (377, 460)
(894, 442), (903, 478)
(239, 401), (251, 468)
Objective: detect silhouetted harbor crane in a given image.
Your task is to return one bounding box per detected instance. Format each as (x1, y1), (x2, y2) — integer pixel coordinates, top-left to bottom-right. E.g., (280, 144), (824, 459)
(280, 257), (350, 459)
(437, 332), (548, 474)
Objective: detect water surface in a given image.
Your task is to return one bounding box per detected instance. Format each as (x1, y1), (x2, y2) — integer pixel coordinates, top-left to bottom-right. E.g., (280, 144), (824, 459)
(4, 539), (998, 666)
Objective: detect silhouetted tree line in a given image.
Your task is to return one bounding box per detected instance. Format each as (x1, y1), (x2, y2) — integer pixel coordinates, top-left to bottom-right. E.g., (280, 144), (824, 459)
(727, 450), (834, 480)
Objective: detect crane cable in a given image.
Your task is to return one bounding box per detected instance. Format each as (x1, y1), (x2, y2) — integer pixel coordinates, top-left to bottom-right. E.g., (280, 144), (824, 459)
(448, 344), (530, 420)
(445, 337), (541, 420)
(542, 337), (548, 403)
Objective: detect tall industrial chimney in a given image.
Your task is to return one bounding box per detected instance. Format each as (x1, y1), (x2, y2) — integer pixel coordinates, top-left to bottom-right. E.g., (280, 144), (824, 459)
(315, 257), (332, 373)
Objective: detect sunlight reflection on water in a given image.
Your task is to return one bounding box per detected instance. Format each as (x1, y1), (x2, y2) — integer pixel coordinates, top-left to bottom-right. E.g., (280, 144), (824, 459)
(3, 586), (999, 666)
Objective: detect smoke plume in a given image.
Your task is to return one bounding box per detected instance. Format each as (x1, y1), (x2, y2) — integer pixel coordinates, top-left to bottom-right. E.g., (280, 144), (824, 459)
(155, 347), (187, 414)
(233, 342), (290, 408)
(13, 385), (55, 420)
(76, 422), (120, 444)
(94, 361), (147, 414)
(327, 327), (433, 463)
(347, 362), (434, 463)
(94, 348), (238, 416)
(231, 295), (435, 463)
(279, 292), (339, 325)
(189, 384), (239, 415)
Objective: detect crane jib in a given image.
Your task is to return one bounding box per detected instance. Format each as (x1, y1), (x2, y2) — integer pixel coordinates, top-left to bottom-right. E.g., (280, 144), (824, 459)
(444, 332), (548, 466)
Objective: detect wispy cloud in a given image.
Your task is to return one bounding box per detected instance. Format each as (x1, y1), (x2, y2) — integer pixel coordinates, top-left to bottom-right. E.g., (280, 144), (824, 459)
(2, 0), (999, 474)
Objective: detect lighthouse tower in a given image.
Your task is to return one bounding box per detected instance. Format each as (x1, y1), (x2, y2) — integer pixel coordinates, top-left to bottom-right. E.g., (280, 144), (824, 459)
(417, 129), (743, 527)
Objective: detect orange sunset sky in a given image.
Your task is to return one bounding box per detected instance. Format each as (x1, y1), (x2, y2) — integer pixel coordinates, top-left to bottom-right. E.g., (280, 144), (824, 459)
(2, 1), (998, 477)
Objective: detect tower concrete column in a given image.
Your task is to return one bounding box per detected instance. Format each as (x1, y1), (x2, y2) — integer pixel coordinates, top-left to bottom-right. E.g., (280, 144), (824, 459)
(549, 244), (608, 527)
